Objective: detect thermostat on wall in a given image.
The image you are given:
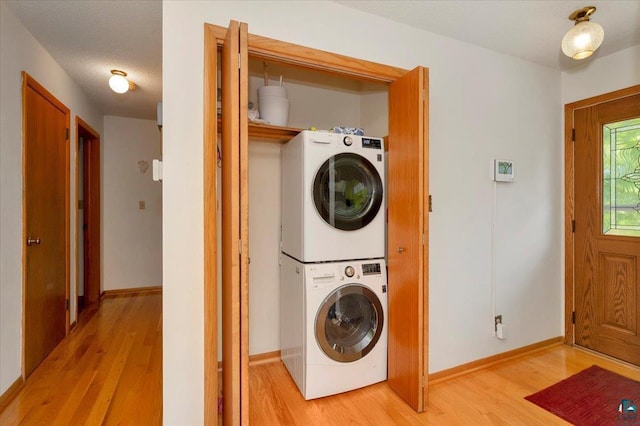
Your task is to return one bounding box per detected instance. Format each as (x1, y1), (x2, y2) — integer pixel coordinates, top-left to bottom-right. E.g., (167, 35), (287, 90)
(494, 159), (514, 182)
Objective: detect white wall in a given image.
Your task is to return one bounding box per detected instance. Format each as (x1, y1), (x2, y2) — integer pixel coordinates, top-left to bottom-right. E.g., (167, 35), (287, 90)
(247, 142), (281, 355)
(103, 116), (162, 291)
(0, 2), (102, 395)
(163, 1), (563, 422)
(562, 44), (640, 104)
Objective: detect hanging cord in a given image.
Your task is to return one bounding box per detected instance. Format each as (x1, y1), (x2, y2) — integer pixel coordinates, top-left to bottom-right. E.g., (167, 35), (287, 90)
(491, 179), (497, 335)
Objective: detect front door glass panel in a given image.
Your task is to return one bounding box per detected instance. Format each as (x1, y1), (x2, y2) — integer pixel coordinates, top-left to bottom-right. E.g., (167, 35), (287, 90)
(603, 117), (640, 236)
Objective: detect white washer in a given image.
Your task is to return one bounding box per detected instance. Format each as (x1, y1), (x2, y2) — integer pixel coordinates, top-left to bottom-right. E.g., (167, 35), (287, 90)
(281, 130), (385, 263)
(280, 255), (387, 400)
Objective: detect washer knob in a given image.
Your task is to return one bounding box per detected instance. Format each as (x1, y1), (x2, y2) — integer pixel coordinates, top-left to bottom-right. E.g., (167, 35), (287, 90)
(343, 136), (353, 146)
(345, 266), (355, 277)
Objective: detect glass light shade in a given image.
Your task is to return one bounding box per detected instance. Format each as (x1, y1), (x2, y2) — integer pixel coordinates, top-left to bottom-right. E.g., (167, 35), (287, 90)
(561, 21), (604, 60)
(109, 74), (129, 93)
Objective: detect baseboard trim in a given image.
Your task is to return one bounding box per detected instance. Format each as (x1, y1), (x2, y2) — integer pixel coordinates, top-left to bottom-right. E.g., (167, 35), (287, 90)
(100, 286), (162, 299)
(69, 321), (77, 332)
(428, 336), (564, 385)
(249, 350), (281, 366)
(0, 376), (24, 413)
(217, 350), (282, 371)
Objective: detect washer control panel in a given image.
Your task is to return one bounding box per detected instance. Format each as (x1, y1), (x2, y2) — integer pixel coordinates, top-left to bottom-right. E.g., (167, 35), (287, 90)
(362, 263), (382, 275)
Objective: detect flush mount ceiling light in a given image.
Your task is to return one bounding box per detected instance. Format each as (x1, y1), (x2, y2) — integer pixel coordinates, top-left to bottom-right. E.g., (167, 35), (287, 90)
(561, 6), (604, 60)
(108, 69), (136, 94)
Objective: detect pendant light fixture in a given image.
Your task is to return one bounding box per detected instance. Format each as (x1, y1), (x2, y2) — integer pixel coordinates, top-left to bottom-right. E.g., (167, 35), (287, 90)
(561, 6), (604, 60)
(109, 69), (136, 94)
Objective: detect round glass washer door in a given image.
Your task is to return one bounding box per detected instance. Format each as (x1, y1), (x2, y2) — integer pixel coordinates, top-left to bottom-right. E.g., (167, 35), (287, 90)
(315, 284), (384, 363)
(313, 153), (383, 231)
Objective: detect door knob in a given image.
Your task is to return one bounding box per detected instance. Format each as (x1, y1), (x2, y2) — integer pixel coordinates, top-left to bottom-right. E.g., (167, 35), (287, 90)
(27, 237), (41, 246)
(397, 246), (405, 253)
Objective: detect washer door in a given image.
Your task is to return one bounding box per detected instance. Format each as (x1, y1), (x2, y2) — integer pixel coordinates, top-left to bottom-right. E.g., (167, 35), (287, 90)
(315, 284), (384, 363)
(313, 153), (383, 231)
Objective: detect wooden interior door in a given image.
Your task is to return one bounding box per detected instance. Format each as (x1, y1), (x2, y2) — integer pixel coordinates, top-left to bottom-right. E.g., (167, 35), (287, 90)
(574, 93), (640, 366)
(221, 20), (250, 425)
(78, 118), (101, 308)
(23, 72), (70, 377)
(387, 66), (429, 411)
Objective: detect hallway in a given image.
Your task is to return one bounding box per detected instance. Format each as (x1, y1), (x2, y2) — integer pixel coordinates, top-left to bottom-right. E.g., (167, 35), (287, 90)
(0, 293), (162, 425)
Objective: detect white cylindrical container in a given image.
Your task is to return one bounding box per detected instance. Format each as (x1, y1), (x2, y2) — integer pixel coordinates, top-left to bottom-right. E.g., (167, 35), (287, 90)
(259, 86), (289, 126)
(258, 85), (287, 98)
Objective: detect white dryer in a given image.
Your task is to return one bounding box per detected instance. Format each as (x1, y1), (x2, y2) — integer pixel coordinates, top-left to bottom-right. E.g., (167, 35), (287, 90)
(280, 255), (387, 400)
(281, 130), (385, 263)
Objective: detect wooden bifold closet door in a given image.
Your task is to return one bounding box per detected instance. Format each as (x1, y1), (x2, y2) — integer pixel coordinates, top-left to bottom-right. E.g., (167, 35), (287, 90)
(388, 66), (429, 412)
(205, 20), (429, 424)
(219, 20), (250, 426)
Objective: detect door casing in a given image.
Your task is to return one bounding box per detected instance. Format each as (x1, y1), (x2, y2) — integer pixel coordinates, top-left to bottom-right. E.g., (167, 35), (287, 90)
(75, 117), (101, 314)
(564, 84), (640, 345)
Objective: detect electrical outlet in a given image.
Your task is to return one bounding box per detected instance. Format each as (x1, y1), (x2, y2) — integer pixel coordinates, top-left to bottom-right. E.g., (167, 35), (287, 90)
(494, 315), (502, 332)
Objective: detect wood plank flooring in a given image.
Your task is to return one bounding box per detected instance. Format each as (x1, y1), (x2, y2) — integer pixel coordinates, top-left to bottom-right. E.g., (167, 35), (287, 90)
(3, 293), (639, 425)
(0, 293), (162, 425)
(250, 344), (640, 425)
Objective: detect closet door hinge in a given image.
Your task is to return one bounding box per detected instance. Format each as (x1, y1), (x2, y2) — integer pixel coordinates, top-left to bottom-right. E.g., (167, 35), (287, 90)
(571, 219), (576, 233)
(571, 128), (575, 142)
(238, 53), (241, 69)
(571, 311), (576, 324)
(428, 195), (433, 212)
(238, 239), (242, 255)
(65, 128), (70, 140)
(65, 299), (70, 310)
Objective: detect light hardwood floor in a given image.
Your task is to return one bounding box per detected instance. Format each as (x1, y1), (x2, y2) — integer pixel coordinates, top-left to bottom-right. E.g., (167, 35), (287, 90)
(250, 345), (640, 425)
(0, 293), (162, 425)
(2, 294), (639, 425)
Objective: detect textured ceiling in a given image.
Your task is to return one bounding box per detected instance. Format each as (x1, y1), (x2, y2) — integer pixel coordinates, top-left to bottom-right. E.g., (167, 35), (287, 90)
(6, 0), (162, 120)
(5, 1), (639, 120)
(335, 0), (640, 71)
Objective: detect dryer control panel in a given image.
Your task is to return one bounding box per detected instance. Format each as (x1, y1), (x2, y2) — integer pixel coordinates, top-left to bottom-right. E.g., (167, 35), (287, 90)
(362, 137), (382, 149)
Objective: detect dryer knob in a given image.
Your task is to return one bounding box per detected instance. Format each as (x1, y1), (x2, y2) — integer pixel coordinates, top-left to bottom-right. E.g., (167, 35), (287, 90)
(345, 266), (355, 277)
(343, 136), (353, 146)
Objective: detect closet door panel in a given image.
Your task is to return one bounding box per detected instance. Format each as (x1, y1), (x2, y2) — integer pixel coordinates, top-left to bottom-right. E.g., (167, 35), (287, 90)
(204, 23), (219, 426)
(387, 66), (429, 412)
(221, 21), (249, 425)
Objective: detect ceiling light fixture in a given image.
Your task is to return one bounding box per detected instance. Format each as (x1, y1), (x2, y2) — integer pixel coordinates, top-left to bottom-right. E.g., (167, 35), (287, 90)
(109, 69), (136, 94)
(561, 6), (604, 60)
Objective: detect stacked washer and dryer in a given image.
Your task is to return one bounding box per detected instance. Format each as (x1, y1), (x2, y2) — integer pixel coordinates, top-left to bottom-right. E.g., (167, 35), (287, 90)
(280, 130), (388, 400)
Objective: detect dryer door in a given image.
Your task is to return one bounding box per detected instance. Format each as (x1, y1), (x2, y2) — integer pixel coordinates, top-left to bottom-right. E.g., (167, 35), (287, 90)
(315, 284), (384, 363)
(313, 153), (383, 231)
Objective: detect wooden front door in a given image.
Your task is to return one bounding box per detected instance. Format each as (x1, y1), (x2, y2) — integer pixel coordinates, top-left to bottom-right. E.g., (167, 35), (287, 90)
(574, 93), (640, 366)
(387, 66), (429, 411)
(23, 73), (70, 377)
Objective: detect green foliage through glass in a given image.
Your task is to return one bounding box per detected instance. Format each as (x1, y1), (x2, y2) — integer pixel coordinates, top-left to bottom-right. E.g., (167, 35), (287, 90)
(602, 117), (640, 236)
